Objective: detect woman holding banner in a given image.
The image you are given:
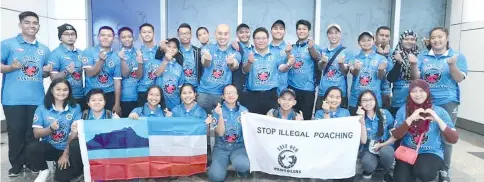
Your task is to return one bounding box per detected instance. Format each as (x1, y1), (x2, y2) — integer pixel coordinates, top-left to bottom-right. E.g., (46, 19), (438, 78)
(392, 79), (458, 182)
(26, 78), (83, 182)
(207, 85), (250, 182)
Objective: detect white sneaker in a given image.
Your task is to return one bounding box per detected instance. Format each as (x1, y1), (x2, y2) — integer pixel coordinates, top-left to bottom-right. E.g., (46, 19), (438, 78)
(34, 169), (50, 182)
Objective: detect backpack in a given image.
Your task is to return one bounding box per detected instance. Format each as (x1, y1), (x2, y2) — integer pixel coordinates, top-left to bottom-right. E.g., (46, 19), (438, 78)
(82, 109), (112, 120)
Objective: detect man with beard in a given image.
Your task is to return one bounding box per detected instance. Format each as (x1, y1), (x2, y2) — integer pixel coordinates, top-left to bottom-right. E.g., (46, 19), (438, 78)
(1, 11), (52, 177)
(242, 27), (294, 114)
(287, 20), (322, 120)
(49, 24), (85, 111)
(197, 24), (241, 112)
(82, 26), (122, 115)
(138, 23), (160, 106)
(156, 23), (203, 88)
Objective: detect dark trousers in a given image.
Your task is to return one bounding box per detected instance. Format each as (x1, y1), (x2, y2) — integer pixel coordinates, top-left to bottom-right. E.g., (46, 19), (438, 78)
(137, 91), (147, 106)
(439, 102), (458, 171)
(26, 139), (83, 182)
(121, 101), (138, 118)
(394, 153), (443, 182)
(390, 106), (400, 117)
(75, 97), (86, 112)
(315, 95), (348, 110)
(245, 88), (278, 115)
(288, 86), (315, 120)
(4, 105), (38, 171)
(104, 91), (115, 112)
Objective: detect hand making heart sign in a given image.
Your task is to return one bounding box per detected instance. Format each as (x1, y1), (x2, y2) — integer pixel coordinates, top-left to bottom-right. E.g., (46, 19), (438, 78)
(409, 108), (438, 122)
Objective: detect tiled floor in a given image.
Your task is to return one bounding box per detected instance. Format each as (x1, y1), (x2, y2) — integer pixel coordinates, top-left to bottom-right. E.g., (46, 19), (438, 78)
(1, 128), (483, 182)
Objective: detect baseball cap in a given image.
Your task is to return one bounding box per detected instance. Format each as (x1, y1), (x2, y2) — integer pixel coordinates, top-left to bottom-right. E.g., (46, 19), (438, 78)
(327, 24), (341, 33)
(358, 31), (373, 41)
(279, 88), (296, 98)
(236, 23), (250, 32)
(271, 20), (286, 29)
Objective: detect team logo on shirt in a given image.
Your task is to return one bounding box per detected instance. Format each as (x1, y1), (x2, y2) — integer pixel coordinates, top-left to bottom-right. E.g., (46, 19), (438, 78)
(66, 114), (73, 120)
(326, 68), (337, 78)
(371, 60), (378, 66)
(37, 49), (44, 56)
(148, 68), (157, 80)
(108, 61), (115, 67)
(224, 127), (239, 143)
(163, 78), (177, 95)
(72, 71), (82, 81)
(97, 69), (110, 84)
(410, 133), (429, 145)
(21, 57), (40, 77)
(78, 55), (82, 61)
(183, 61), (195, 77)
(129, 62), (137, 78)
(294, 61), (304, 69)
(359, 72), (373, 86)
(51, 123), (67, 143)
(279, 50), (286, 57)
(423, 69), (442, 84)
(257, 68), (271, 82)
(212, 64), (225, 79)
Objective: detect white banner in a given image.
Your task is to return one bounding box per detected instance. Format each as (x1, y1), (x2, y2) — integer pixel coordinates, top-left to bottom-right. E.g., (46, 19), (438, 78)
(241, 113), (362, 179)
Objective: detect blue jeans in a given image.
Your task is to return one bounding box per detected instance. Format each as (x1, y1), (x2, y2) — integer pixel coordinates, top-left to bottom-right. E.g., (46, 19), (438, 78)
(197, 92), (222, 113)
(207, 144), (250, 182)
(361, 145), (395, 173)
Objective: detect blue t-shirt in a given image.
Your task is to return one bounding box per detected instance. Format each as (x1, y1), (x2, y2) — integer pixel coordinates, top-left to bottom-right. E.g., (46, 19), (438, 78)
(49, 44), (84, 99)
(32, 104), (82, 150)
(131, 103), (165, 117)
(180, 45), (198, 87)
(270, 108), (297, 120)
(395, 105), (455, 159)
(348, 51), (394, 107)
(1, 34), (51, 105)
(318, 45), (351, 97)
(137, 45), (160, 92)
(171, 103), (207, 119)
(119, 47), (139, 102)
(381, 79), (391, 96)
(212, 103), (248, 145)
(418, 49), (468, 105)
(392, 79), (411, 108)
(155, 60), (184, 109)
(244, 49), (286, 91)
(198, 44), (241, 95)
(363, 109), (394, 149)
(288, 41), (322, 91)
(81, 46), (122, 94)
(269, 42), (288, 95)
(314, 108), (351, 119)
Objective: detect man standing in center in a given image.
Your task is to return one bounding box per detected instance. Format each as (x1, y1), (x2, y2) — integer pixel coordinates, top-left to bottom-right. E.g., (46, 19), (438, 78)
(197, 24), (241, 112)
(287, 20), (322, 120)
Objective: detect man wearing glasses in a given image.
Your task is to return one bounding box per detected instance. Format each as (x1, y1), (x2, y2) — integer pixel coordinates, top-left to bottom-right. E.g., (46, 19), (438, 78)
(49, 24), (85, 110)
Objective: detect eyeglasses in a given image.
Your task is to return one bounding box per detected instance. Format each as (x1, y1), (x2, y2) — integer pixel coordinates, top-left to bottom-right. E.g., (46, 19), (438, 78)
(254, 37), (268, 41)
(62, 33), (77, 37)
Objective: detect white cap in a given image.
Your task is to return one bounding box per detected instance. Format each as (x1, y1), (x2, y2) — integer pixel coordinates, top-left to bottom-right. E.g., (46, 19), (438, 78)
(327, 24), (342, 33)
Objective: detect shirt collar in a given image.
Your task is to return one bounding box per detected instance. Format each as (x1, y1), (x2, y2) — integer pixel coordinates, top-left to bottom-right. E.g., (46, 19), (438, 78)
(96, 45), (113, 53)
(180, 44), (193, 52)
(16, 34), (38, 46)
(254, 49), (271, 57)
(60, 43), (78, 53)
(357, 49), (377, 58)
(183, 103), (200, 112)
(50, 104), (70, 112)
(428, 49), (450, 57)
(90, 109), (106, 120)
(144, 103), (162, 114)
(141, 44), (158, 52)
(270, 41), (286, 48)
(327, 44), (342, 52)
(121, 47), (135, 52)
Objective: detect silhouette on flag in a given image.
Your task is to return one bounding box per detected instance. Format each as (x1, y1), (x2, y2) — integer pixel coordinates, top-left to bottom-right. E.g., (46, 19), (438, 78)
(77, 117), (207, 181)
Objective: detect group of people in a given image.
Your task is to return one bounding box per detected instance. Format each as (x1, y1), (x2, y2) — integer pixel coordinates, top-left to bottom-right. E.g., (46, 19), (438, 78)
(1, 10), (467, 182)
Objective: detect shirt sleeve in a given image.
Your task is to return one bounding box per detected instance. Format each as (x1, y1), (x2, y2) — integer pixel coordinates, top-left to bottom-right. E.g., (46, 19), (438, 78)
(48, 51), (61, 73)
(74, 105), (82, 121)
(383, 55), (394, 72)
(131, 107), (142, 115)
(436, 106), (454, 128)
(41, 47), (51, 66)
(234, 51), (242, 64)
(384, 109), (395, 130)
(314, 110), (324, 119)
(417, 54), (425, 79)
(340, 109), (351, 117)
(456, 53), (468, 78)
(394, 106), (406, 128)
(82, 49), (94, 69)
(32, 107), (45, 128)
(1, 41), (9, 64)
(113, 59), (122, 79)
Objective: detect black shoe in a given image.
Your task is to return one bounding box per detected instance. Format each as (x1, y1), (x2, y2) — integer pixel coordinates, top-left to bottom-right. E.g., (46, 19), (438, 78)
(383, 172), (393, 182)
(24, 167), (39, 174)
(8, 168), (22, 177)
(362, 171), (373, 179)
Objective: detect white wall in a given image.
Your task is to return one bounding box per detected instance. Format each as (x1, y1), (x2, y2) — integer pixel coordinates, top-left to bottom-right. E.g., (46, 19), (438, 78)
(449, 0), (484, 124)
(0, 0), (88, 120)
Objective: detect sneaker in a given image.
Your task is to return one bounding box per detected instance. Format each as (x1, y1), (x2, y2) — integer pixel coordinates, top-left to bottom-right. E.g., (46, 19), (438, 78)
(33, 169), (50, 182)
(383, 172), (393, 182)
(362, 171), (373, 179)
(24, 167), (39, 174)
(8, 168), (22, 177)
(439, 170), (450, 182)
